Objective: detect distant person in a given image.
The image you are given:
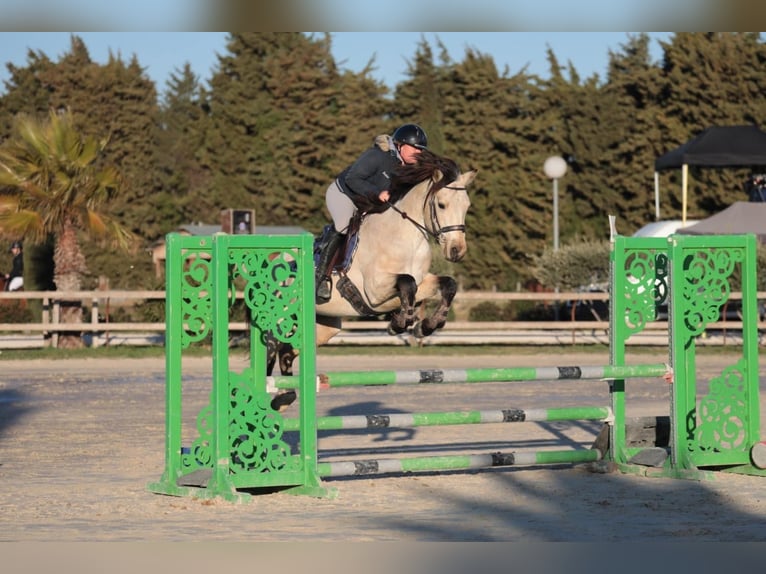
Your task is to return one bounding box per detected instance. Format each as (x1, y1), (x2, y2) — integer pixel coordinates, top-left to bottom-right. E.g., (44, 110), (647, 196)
(4, 240), (23, 291)
(745, 173), (766, 202)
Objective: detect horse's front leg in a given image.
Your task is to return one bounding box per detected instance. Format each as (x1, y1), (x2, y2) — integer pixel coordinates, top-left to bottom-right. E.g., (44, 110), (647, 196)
(387, 274), (418, 335)
(266, 331), (299, 412)
(412, 274), (458, 338)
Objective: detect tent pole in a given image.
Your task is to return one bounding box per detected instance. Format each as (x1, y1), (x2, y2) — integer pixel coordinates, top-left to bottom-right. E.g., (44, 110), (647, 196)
(682, 164), (689, 224)
(654, 171), (660, 220)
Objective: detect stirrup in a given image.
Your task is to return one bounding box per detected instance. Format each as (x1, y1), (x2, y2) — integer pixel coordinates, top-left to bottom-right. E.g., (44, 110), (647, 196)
(316, 278), (332, 304)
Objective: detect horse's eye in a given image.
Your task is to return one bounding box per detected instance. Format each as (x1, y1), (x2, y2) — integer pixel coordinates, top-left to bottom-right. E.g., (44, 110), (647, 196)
(437, 202), (446, 209)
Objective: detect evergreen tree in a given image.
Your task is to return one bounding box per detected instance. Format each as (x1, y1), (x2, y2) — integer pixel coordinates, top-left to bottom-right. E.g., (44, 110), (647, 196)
(3, 32), (766, 295)
(0, 49), (56, 141)
(155, 63), (212, 229)
(656, 33), (766, 217)
(394, 37), (449, 153)
(601, 33), (666, 232)
(204, 32), (391, 234)
(437, 47), (545, 289)
(535, 49), (598, 243)
(0, 35), (161, 287)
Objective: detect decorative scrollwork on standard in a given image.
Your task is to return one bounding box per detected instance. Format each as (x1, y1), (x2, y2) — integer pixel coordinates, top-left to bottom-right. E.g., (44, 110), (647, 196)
(693, 359), (748, 453)
(182, 404), (214, 470)
(182, 371), (299, 475)
(622, 250), (668, 334)
(228, 370), (298, 474)
(229, 248), (302, 345)
(180, 254), (212, 348)
(680, 248), (742, 339)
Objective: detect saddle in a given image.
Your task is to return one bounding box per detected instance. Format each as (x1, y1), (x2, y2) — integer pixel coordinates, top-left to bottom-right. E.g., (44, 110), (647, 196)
(314, 212), (378, 316)
(314, 211), (363, 276)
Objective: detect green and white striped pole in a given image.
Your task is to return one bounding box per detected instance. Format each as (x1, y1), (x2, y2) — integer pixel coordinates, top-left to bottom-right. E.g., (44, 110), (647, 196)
(282, 405), (611, 432)
(317, 449), (602, 478)
(270, 363), (669, 390)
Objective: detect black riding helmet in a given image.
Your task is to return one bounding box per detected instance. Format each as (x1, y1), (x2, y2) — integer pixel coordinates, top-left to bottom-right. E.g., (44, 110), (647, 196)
(10, 240), (22, 251)
(392, 123), (428, 149)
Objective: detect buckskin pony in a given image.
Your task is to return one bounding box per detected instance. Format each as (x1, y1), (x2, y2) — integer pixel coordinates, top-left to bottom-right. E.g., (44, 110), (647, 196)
(314, 149), (477, 345)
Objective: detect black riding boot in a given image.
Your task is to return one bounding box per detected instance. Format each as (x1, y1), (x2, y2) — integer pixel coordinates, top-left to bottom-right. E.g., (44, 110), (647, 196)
(315, 229), (344, 304)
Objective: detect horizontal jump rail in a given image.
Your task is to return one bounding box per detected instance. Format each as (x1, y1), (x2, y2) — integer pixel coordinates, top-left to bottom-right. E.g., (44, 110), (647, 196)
(282, 405), (611, 432)
(317, 449), (602, 478)
(270, 363), (670, 390)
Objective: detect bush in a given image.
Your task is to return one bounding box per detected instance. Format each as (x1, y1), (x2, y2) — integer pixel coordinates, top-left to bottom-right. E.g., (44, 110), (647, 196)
(531, 237), (766, 294)
(468, 302), (505, 321)
(530, 239), (611, 291)
(467, 300), (547, 321)
(0, 301), (33, 323)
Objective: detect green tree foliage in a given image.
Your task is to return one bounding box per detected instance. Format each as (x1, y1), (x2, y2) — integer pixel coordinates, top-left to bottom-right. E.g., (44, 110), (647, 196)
(655, 33), (766, 218)
(0, 35), (159, 288)
(437, 49), (551, 290)
(202, 32), (391, 233)
(2, 32), (766, 294)
(0, 49), (56, 140)
(0, 110), (133, 346)
(599, 33), (666, 233)
(155, 63), (212, 229)
(394, 37), (449, 153)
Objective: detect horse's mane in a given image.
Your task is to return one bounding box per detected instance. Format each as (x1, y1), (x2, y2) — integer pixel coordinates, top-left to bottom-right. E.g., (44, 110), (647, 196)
(389, 149), (460, 203)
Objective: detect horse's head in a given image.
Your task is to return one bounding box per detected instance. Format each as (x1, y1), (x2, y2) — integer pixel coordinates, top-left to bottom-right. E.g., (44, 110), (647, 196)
(429, 167), (476, 262)
(390, 150), (477, 262)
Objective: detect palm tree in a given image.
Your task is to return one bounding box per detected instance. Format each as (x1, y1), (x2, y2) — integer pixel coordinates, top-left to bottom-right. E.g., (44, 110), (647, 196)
(0, 109), (134, 348)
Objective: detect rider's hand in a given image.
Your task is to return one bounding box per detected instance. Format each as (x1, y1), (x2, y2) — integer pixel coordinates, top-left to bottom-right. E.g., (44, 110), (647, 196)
(378, 190), (390, 203)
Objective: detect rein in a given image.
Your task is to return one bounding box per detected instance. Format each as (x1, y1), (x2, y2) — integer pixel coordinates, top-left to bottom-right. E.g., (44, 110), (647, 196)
(385, 183), (467, 241)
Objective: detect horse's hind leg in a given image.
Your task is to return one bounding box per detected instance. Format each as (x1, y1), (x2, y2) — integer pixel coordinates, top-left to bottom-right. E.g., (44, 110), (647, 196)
(413, 275), (458, 338)
(387, 274), (418, 335)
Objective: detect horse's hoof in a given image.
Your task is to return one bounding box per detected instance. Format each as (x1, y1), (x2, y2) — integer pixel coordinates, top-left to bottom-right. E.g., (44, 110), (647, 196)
(412, 321), (425, 339)
(270, 390), (297, 412)
(387, 322), (407, 335)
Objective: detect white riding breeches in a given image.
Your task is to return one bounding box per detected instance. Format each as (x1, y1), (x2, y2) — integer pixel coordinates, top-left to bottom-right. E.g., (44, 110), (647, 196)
(325, 180), (356, 234)
(8, 277), (23, 291)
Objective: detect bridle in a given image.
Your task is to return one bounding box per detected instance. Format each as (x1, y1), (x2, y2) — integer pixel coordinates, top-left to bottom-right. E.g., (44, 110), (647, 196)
(385, 182), (467, 242)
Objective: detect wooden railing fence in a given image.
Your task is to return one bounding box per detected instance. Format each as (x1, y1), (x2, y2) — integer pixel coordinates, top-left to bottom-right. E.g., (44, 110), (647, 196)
(0, 289), (764, 348)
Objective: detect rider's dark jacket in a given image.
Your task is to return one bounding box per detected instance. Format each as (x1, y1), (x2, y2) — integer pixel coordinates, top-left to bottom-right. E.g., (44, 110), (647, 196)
(335, 135), (401, 214)
(9, 253), (22, 281)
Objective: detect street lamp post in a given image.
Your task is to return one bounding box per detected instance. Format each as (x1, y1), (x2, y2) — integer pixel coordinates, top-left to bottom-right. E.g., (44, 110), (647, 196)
(543, 156), (568, 251)
(543, 156), (568, 322)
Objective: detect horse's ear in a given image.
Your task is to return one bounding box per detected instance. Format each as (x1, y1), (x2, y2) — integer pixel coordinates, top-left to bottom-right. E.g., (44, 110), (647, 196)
(432, 169), (444, 183)
(464, 170), (478, 186)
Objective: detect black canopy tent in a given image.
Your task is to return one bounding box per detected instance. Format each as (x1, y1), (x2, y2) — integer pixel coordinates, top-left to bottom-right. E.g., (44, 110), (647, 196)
(653, 125), (766, 222)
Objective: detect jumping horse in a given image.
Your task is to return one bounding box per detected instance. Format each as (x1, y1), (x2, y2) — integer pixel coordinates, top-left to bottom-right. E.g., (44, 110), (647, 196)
(267, 150), (476, 408)
(315, 149), (476, 345)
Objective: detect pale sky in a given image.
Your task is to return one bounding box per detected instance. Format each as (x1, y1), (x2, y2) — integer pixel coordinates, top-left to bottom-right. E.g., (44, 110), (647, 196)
(0, 32), (673, 94)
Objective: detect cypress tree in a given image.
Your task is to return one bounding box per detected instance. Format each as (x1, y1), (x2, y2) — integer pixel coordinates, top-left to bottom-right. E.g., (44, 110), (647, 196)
(656, 33), (766, 217)
(601, 33), (666, 232)
(438, 47), (545, 289)
(0, 35), (159, 288)
(155, 63), (212, 229)
(204, 32), (391, 234)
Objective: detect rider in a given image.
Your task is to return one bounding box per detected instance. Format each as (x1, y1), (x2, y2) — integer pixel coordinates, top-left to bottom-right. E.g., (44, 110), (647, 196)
(316, 123), (428, 303)
(4, 240), (23, 291)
